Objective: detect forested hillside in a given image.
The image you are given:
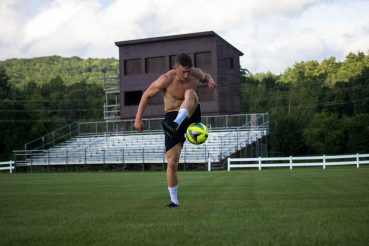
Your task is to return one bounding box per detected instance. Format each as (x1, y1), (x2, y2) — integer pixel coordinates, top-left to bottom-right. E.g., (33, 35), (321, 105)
(0, 56), (119, 88)
(1, 52), (369, 160)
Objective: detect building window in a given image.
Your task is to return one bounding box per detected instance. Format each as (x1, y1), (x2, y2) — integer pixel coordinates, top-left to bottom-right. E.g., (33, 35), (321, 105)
(195, 52), (211, 70)
(145, 56), (166, 74)
(124, 59), (141, 75)
(226, 58), (234, 69)
(124, 90), (142, 106)
(169, 55), (176, 69)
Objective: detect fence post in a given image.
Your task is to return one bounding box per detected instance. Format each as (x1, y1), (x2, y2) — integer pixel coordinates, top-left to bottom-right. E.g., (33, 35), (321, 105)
(289, 156), (293, 170)
(323, 155), (326, 169)
(258, 156), (262, 171)
(142, 148), (145, 171)
(82, 148), (86, 169)
(103, 149), (106, 170)
(9, 161), (13, 174)
(13, 152), (17, 173)
(220, 137), (223, 160)
(227, 158), (230, 171)
(122, 148), (125, 165)
(237, 129), (239, 150)
(208, 154), (211, 172)
(48, 150), (50, 166)
(356, 153), (360, 168)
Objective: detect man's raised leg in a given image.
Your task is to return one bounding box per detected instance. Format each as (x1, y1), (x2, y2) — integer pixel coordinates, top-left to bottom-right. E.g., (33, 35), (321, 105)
(162, 89), (199, 135)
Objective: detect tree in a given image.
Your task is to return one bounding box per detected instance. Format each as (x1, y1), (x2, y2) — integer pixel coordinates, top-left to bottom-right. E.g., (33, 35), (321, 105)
(303, 112), (345, 154)
(0, 66), (10, 97)
(269, 113), (307, 156)
(344, 114), (369, 153)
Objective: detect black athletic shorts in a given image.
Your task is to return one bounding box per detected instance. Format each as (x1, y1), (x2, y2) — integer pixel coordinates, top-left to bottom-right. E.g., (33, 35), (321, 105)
(162, 105), (201, 152)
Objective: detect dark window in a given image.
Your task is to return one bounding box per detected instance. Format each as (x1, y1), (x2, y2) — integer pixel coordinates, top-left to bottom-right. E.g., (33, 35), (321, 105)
(226, 58), (234, 69)
(145, 56), (166, 73)
(169, 55), (176, 69)
(195, 52), (211, 70)
(124, 59), (141, 75)
(124, 91), (142, 106)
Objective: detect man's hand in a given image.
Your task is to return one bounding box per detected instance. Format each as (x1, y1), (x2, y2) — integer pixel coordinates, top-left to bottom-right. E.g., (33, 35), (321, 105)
(134, 118), (144, 132)
(207, 78), (217, 91)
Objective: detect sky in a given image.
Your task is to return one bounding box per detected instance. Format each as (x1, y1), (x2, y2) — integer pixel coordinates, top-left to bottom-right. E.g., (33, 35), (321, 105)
(0, 0), (369, 74)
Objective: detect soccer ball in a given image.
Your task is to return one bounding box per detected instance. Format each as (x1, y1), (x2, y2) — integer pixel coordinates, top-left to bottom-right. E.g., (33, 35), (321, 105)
(186, 122), (208, 145)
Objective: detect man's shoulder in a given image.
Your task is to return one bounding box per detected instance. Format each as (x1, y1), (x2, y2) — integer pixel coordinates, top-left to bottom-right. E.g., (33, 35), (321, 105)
(155, 71), (174, 88)
(165, 69), (176, 78)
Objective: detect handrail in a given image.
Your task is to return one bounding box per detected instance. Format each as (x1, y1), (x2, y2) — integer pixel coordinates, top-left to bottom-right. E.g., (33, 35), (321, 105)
(24, 122), (79, 150)
(219, 113), (269, 160)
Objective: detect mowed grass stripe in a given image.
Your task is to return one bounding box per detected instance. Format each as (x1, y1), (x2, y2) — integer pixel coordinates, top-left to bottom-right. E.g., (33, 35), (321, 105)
(0, 168), (369, 245)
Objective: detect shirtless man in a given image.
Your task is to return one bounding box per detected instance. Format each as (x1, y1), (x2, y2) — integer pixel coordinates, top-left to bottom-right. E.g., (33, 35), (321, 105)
(134, 53), (217, 207)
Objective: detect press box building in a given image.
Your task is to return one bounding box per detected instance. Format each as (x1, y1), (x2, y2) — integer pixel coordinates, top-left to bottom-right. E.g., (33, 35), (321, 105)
(104, 31), (244, 120)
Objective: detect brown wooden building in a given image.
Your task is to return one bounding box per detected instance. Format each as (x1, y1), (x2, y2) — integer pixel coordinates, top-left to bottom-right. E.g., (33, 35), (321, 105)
(109, 31), (243, 120)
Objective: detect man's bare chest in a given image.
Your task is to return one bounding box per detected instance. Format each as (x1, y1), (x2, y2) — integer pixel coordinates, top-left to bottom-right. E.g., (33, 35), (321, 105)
(166, 80), (198, 100)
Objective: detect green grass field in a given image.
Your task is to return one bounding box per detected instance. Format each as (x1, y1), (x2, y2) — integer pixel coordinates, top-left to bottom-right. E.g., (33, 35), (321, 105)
(1, 168), (369, 245)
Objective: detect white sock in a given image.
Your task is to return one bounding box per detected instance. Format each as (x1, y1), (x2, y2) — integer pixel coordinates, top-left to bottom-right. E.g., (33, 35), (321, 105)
(173, 108), (189, 126)
(168, 185), (179, 205)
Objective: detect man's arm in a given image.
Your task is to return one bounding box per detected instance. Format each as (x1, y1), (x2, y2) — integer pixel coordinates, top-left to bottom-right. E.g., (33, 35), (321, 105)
(192, 68), (217, 90)
(134, 74), (170, 132)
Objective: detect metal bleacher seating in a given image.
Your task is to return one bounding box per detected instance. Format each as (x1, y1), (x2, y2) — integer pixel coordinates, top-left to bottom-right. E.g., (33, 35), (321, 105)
(22, 129), (267, 166)
(13, 113), (269, 169)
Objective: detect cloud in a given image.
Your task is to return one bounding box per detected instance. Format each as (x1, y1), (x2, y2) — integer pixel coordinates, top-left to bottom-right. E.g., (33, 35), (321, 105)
(1, 0), (369, 74)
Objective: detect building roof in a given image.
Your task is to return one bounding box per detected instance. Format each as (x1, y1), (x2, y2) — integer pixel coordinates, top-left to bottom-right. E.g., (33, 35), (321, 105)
(115, 31), (244, 56)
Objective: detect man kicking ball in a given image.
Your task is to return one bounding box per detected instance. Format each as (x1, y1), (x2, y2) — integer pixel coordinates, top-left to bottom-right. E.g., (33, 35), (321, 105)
(134, 53), (217, 207)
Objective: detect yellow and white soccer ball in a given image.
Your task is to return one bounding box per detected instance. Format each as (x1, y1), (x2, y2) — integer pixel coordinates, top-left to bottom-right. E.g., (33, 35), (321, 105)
(186, 122), (208, 145)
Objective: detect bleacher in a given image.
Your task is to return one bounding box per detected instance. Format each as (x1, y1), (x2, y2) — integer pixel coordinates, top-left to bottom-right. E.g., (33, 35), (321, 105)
(13, 113), (269, 170)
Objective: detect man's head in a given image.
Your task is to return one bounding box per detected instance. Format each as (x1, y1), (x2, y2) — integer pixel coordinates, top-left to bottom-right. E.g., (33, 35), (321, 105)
(175, 53), (192, 81)
(175, 53), (193, 68)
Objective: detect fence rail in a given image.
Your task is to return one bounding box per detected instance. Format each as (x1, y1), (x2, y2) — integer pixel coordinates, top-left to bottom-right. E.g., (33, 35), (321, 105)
(0, 161), (15, 173)
(227, 153), (369, 171)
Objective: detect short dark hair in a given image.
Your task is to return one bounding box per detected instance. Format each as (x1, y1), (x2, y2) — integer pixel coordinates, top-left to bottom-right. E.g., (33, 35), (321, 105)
(175, 53), (193, 68)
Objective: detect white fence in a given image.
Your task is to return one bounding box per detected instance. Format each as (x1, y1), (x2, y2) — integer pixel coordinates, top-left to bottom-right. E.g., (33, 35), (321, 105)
(227, 153), (369, 171)
(0, 161), (15, 173)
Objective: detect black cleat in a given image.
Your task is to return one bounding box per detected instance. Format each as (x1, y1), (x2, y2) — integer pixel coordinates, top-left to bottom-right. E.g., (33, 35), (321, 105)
(161, 121), (178, 136)
(166, 202), (179, 208)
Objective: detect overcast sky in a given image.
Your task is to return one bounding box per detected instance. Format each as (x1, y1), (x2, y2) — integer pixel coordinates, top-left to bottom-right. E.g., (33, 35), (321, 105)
(1, 0), (368, 74)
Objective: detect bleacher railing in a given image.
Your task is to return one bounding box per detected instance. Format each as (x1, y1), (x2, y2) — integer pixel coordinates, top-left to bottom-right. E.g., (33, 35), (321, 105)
(78, 112), (269, 136)
(24, 122), (79, 150)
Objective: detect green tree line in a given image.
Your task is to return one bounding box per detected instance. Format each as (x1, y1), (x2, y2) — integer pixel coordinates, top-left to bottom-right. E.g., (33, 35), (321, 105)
(241, 51), (369, 156)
